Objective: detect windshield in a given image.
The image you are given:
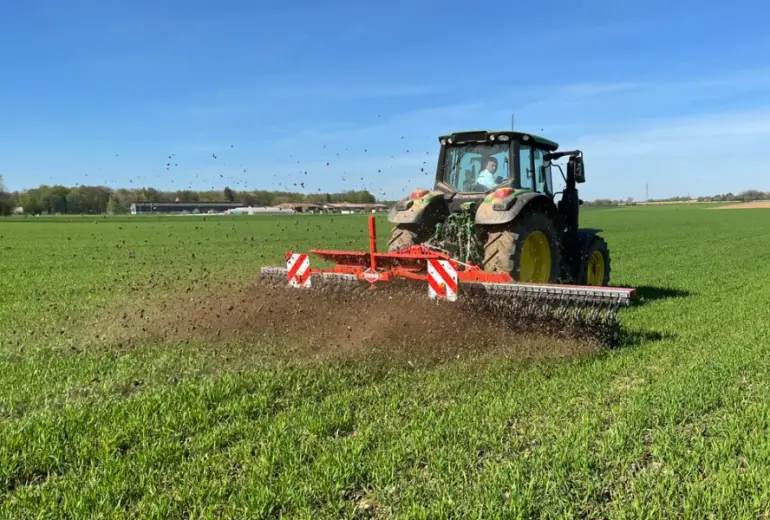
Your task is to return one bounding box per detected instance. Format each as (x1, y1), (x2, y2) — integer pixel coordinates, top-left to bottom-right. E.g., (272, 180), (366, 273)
(442, 142), (511, 192)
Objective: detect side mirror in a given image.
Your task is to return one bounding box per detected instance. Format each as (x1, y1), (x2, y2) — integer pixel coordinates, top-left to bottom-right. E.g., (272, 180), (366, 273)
(568, 157), (585, 183)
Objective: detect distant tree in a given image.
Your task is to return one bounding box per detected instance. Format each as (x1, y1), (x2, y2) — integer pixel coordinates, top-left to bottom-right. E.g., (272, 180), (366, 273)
(253, 190), (274, 207)
(0, 175), (12, 216)
(237, 192), (256, 207)
(18, 181), (768, 214)
(22, 194), (44, 215)
(106, 196), (118, 214)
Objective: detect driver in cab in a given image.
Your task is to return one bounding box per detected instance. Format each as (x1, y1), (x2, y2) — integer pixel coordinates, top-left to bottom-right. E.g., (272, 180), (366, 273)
(476, 157), (499, 189)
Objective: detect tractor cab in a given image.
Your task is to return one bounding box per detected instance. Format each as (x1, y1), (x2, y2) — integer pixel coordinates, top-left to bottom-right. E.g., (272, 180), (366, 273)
(436, 130), (560, 197)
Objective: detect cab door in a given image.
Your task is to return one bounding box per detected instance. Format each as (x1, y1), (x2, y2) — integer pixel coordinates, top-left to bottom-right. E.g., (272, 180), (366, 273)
(518, 143), (534, 190)
(533, 147), (554, 195)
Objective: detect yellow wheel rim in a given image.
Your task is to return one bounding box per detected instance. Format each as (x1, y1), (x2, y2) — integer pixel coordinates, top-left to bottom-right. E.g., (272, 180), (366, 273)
(519, 231), (552, 283)
(587, 250), (605, 285)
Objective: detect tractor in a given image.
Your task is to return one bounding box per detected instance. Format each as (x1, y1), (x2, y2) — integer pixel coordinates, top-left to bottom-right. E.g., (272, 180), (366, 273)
(386, 129), (610, 288)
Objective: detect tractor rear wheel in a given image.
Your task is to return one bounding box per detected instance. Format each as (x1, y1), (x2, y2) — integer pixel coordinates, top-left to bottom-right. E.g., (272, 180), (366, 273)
(388, 224), (429, 252)
(578, 235), (611, 286)
(482, 210), (562, 283)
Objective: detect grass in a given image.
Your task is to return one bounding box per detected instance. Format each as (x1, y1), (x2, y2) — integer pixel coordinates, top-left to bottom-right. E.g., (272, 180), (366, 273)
(1, 205), (770, 518)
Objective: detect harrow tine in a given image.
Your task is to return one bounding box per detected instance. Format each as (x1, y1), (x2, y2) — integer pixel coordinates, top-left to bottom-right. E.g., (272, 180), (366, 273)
(460, 280), (633, 309)
(460, 288), (623, 346)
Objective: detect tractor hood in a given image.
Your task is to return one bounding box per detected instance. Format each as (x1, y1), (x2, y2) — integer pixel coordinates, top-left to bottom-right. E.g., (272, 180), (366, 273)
(480, 187), (532, 210)
(474, 188), (561, 227)
(388, 189), (447, 225)
(388, 187), (535, 226)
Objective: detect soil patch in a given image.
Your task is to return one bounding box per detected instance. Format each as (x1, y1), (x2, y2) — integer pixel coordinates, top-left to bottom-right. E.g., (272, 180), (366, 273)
(712, 200), (770, 210)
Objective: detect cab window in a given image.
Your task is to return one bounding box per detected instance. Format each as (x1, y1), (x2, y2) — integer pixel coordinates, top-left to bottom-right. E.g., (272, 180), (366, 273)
(519, 145), (533, 190)
(442, 142), (511, 192)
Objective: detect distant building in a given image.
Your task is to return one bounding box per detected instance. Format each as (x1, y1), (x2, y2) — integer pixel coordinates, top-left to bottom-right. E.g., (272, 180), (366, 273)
(225, 206), (296, 215)
(275, 202), (324, 213)
(273, 202), (389, 214)
(130, 202), (244, 215)
(325, 202), (389, 213)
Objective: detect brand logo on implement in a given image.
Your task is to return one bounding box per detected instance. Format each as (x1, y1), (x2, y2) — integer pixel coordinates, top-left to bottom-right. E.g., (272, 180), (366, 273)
(286, 252), (311, 288)
(362, 268), (380, 283)
(427, 259), (458, 301)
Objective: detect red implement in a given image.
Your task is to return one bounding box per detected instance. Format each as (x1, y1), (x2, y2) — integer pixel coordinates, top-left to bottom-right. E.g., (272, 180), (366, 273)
(259, 214), (636, 308)
(308, 216), (512, 283)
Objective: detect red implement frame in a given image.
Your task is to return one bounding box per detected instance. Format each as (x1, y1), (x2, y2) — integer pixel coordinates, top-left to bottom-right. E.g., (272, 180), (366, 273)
(307, 215), (512, 284)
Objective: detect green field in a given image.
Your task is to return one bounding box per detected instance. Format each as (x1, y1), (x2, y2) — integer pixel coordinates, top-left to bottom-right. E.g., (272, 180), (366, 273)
(2, 206), (770, 518)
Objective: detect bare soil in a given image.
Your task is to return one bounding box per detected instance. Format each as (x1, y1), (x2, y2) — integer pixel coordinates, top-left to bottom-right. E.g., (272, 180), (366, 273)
(87, 280), (602, 365)
(712, 200), (770, 210)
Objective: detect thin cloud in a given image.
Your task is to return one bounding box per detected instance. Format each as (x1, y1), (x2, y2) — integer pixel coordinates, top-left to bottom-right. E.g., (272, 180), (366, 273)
(571, 107), (770, 153)
(283, 66), (770, 145)
(561, 107), (770, 200)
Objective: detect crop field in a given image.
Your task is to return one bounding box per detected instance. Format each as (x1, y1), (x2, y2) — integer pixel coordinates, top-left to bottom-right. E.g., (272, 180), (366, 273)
(1, 205), (770, 518)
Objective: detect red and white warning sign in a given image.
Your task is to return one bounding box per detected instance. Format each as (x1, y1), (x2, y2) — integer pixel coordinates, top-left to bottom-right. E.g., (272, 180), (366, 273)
(362, 267), (380, 284)
(427, 259), (458, 301)
(286, 253), (311, 288)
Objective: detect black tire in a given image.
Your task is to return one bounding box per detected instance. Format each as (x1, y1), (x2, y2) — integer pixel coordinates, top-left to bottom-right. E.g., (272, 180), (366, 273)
(388, 224), (428, 252)
(482, 210), (562, 283)
(578, 235), (611, 286)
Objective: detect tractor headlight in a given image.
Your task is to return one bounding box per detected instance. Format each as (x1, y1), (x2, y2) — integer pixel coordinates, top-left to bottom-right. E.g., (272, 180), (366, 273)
(493, 187), (514, 199)
(410, 189), (429, 200)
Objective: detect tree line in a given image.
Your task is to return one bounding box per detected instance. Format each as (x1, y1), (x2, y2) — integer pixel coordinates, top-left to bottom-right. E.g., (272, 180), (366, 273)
(0, 177), (377, 215)
(1, 176), (768, 215)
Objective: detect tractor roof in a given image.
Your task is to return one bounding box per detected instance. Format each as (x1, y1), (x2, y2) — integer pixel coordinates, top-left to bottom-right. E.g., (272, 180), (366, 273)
(438, 130), (559, 151)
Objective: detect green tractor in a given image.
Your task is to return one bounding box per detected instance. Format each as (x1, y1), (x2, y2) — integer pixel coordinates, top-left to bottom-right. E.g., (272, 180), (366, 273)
(387, 129), (610, 287)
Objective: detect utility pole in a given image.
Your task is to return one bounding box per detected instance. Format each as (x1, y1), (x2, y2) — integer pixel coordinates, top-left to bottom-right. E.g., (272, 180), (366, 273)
(511, 113), (514, 130)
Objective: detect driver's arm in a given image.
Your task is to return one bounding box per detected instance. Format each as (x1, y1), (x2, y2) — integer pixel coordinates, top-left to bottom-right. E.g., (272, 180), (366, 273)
(477, 171), (495, 189)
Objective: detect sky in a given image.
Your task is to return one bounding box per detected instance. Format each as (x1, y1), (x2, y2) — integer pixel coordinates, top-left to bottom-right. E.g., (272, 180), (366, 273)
(1, 0), (769, 201)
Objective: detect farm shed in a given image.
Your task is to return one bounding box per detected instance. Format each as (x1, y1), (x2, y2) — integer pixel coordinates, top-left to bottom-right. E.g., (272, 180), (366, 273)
(130, 202), (244, 214)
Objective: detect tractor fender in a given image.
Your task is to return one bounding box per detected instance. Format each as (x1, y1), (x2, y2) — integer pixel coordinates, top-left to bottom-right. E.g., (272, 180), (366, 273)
(573, 228), (611, 285)
(576, 228), (604, 245)
(387, 190), (448, 226)
(575, 228), (605, 262)
(475, 191), (560, 227)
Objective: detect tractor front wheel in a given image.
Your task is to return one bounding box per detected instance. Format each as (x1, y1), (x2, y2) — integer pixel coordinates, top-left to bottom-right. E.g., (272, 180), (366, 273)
(482, 211), (562, 283)
(579, 235), (611, 286)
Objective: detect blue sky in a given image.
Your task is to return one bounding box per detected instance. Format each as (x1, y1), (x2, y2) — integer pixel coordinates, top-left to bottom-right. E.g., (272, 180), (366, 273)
(1, 0), (769, 201)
